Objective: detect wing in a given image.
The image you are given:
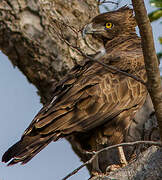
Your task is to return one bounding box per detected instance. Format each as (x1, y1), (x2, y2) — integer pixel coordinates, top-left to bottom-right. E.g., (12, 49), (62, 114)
(23, 56), (147, 138)
(2, 54), (147, 165)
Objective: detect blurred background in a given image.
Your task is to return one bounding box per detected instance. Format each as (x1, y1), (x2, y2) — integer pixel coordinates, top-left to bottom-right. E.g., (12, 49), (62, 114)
(0, 0), (161, 180)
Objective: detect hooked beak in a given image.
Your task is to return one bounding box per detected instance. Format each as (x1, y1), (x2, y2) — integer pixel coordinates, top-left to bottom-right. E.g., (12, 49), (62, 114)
(82, 23), (94, 39)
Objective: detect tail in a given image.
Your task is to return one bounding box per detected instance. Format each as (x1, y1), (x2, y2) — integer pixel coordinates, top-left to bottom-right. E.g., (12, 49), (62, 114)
(2, 135), (54, 166)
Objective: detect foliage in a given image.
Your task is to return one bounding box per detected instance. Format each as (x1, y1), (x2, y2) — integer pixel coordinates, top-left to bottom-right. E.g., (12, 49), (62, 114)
(150, 0), (162, 8)
(148, 8), (162, 22)
(149, 0), (162, 60)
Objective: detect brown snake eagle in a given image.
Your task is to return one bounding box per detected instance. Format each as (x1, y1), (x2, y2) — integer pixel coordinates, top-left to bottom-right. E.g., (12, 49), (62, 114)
(2, 7), (148, 171)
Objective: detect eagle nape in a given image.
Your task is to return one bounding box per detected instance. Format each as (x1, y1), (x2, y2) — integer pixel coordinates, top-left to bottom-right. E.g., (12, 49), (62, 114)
(2, 6), (147, 176)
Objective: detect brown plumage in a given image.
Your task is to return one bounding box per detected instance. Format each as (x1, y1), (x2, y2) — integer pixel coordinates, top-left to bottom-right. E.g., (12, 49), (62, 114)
(2, 7), (147, 167)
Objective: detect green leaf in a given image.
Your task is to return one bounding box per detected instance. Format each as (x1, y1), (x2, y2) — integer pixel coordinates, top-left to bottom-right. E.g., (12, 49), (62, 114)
(150, 0), (162, 8)
(157, 52), (162, 60)
(159, 37), (162, 44)
(148, 9), (162, 22)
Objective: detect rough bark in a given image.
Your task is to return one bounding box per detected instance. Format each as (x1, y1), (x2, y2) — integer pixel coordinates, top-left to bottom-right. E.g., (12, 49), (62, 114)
(0, 0), (99, 103)
(0, 0), (161, 179)
(89, 146), (162, 180)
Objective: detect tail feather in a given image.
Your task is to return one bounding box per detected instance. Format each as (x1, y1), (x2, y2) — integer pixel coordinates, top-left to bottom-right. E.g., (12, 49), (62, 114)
(2, 135), (54, 165)
(2, 140), (27, 163)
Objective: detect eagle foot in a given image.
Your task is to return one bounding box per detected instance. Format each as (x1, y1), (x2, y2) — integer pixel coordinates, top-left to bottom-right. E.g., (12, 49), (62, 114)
(106, 164), (121, 173)
(89, 172), (105, 180)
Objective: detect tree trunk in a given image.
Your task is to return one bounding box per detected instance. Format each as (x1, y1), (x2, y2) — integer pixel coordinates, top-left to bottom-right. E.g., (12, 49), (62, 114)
(0, 0), (161, 179)
(0, 0), (99, 103)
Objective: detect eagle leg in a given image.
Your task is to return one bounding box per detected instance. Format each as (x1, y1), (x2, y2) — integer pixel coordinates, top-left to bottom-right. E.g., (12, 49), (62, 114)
(89, 132), (103, 176)
(91, 153), (102, 176)
(118, 146), (128, 167)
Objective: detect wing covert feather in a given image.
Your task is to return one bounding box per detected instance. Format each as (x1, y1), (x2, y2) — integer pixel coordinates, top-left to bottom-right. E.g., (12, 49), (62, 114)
(24, 60), (147, 137)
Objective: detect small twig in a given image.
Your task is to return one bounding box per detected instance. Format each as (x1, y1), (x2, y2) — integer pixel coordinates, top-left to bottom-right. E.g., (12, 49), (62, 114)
(51, 23), (146, 85)
(98, 0), (122, 11)
(54, 19), (79, 36)
(85, 55), (146, 85)
(62, 141), (162, 180)
(62, 38), (146, 85)
(98, 0), (119, 5)
(45, 16), (146, 85)
(35, 8), (146, 85)
(97, 0), (101, 6)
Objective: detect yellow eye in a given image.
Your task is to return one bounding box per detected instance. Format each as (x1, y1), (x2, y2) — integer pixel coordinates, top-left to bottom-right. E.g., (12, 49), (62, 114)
(105, 22), (113, 29)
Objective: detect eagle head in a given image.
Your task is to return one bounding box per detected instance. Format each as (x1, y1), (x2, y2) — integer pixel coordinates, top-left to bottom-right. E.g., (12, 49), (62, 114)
(83, 6), (137, 43)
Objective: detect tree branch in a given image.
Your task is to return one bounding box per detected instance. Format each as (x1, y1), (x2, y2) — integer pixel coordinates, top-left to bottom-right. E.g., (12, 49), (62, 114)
(53, 20), (146, 85)
(132, 0), (162, 141)
(62, 141), (162, 180)
(90, 146), (162, 180)
(0, 0), (99, 103)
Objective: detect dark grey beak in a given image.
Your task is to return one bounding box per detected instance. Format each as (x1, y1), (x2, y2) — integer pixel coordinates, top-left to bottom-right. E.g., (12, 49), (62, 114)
(82, 23), (94, 39)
